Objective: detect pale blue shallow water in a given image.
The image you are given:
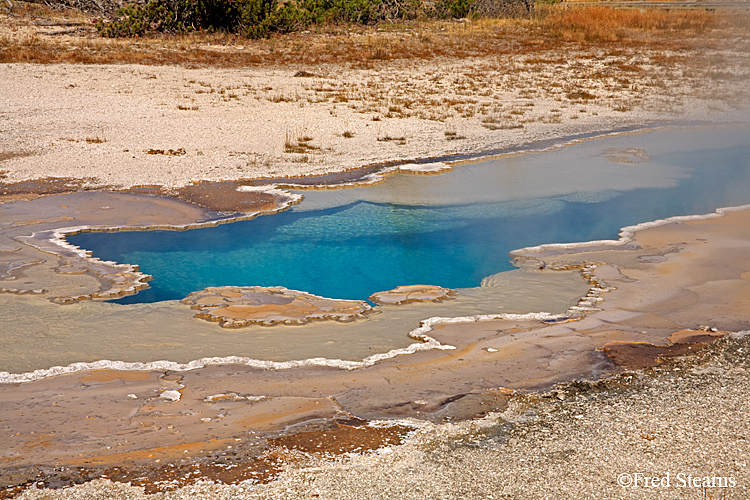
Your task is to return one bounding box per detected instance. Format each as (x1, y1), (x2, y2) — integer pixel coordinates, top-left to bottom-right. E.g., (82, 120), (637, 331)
(68, 125), (750, 304)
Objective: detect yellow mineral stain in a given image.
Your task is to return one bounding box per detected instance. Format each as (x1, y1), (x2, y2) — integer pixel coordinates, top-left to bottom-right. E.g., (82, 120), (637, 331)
(64, 439), (236, 467)
(222, 303), (310, 317)
(22, 434), (54, 450)
(195, 295), (229, 305)
(667, 329), (727, 344)
(237, 398), (340, 430)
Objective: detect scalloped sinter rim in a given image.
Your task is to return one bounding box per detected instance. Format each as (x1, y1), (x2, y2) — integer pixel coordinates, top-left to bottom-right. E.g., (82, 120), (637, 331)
(509, 204), (750, 260)
(181, 286), (373, 327)
(369, 285), (457, 305)
(16, 227), (152, 303)
(8, 188), (303, 304)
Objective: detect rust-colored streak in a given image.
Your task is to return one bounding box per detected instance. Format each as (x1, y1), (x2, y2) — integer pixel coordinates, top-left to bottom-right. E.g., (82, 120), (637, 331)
(173, 181), (279, 213)
(235, 397), (341, 430)
(601, 328), (728, 368)
(269, 423), (411, 455)
(600, 340), (703, 369)
(667, 329), (727, 344)
(102, 458), (283, 494)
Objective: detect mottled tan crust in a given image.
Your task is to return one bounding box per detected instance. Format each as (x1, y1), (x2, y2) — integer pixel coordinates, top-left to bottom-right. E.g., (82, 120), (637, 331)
(182, 286), (373, 327)
(369, 284), (457, 305)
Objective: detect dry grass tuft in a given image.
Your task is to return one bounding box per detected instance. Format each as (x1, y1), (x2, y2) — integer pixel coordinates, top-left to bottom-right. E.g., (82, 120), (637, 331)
(377, 135), (407, 145)
(144, 148), (186, 156)
(284, 130), (319, 154)
(567, 89), (596, 101)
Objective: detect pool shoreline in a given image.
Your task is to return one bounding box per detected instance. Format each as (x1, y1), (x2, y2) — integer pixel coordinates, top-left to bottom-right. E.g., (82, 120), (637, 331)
(3, 124), (750, 497)
(3, 122), (747, 381)
(2, 193), (750, 490)
(1, 121), (740, 302)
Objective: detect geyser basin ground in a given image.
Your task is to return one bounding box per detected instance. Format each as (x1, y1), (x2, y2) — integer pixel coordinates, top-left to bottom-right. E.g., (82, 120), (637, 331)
(2, 124), (750, 493)
(2, 184), (750, 479)
(2, 125), (750, 375)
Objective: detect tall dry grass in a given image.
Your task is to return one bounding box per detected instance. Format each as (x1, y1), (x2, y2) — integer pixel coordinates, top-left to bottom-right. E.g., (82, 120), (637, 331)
(538, 5), (717, 42)
(1, 4), (747, 67)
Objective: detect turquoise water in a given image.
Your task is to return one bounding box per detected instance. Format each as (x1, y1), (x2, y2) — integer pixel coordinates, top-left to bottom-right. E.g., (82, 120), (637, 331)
(68, 126), (750, 304)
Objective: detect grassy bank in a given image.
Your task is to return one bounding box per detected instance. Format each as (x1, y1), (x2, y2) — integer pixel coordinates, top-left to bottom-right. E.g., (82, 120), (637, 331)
(1, 2), (748, 67)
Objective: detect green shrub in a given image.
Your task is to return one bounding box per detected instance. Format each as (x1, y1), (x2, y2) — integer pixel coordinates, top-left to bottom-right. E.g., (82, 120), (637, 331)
(238, 0), (277, 37)
(96, 0), (509, 39)
(436, 0), (472, 19)
(470, 0), (533, 18)
(99, 0), (231, 36)
(282, 0), (422, 26)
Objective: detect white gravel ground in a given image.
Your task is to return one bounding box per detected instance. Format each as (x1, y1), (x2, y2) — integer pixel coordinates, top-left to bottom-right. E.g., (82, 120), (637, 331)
(15, 332), (750, 500)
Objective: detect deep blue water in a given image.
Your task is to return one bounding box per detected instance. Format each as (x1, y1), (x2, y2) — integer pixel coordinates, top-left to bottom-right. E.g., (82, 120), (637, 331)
(69, 129), (750, 304)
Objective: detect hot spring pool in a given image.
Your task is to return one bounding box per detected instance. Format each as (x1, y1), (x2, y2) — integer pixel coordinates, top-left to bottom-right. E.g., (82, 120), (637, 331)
(69, 125), (750, 305)
(3, 124), (749, 375)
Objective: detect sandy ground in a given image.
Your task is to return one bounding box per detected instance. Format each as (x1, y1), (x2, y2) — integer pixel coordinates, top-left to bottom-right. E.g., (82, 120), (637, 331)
(2, 36), (750, 189)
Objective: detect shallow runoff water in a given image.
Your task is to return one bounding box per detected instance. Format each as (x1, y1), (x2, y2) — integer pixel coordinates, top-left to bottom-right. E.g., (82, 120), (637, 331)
(71, 125), (750, 305)
(4, 124), (746, 375)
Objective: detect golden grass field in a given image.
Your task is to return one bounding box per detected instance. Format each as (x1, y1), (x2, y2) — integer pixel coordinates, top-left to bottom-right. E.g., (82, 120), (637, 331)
(2, 3), (748, 68)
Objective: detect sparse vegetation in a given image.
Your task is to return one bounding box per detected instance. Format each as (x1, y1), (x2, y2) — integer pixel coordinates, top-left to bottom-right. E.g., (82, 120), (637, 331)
(567, 89), (596, 101)
(377, 134), (407, 145)
(480, 114), (523, 130)
(482, 122), (523, 130)
(541, 5), (716, 43)
(2, 1), (749, 152)
(444, 128), (466, 140)
(144, 148), (187, 155)
(284, 130), (320, 153)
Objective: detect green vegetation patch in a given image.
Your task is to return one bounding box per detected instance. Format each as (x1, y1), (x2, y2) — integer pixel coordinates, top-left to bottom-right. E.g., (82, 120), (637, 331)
(97, 0), (533, 39)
